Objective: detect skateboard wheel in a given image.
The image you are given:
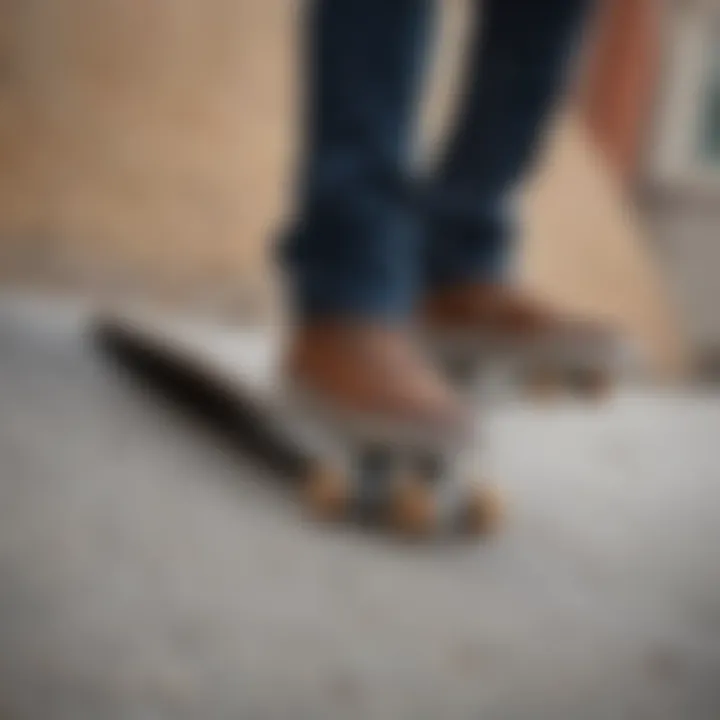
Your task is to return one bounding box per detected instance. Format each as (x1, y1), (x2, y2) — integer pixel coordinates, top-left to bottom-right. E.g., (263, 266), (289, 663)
(463, 484), (505, 535)
(388, 477), (437, 536)
(304, 463), (350, 521)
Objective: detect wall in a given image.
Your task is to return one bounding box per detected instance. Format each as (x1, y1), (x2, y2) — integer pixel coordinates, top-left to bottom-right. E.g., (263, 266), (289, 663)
(0, 0), (296, 313)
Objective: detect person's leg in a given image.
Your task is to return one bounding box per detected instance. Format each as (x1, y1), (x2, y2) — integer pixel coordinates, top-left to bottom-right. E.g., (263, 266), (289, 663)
(283, 0), (436, 321)
(421, 0), (630, 388)
(282, 0), (465, 441)
(425, 0), (593, 289)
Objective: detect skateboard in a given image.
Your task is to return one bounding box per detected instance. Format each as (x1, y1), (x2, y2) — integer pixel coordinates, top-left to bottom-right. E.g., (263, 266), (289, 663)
(94, 312), (503, 539)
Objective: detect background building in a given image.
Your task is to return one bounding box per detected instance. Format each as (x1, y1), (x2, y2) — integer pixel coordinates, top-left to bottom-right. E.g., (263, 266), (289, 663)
(0, 0), (717, 375)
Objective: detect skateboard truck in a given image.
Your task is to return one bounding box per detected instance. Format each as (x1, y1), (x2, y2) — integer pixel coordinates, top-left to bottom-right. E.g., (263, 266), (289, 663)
(303, 445), (503, 538)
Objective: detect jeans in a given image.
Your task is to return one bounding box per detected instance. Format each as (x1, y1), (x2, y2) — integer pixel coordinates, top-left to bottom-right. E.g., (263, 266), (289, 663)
(282, 0), (592, 321)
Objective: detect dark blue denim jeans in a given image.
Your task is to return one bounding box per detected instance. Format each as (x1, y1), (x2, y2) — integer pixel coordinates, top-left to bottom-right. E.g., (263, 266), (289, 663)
(282, 0), (592, 321)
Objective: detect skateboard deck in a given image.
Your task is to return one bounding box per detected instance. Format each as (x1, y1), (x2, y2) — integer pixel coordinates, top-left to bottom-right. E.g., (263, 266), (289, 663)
(94, 311), (310, 480)
(94, 310), (502, 537)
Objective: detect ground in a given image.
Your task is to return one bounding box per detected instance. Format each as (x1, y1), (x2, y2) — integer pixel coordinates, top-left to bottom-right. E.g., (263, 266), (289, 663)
(0, 293), (719, 720)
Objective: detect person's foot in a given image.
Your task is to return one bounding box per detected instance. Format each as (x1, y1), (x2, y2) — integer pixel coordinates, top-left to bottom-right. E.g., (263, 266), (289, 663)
(420, 282), (634, 393)
(421, 282), (622, 355)
(422, 282), (611, 342)
(285, 321), (468, 445)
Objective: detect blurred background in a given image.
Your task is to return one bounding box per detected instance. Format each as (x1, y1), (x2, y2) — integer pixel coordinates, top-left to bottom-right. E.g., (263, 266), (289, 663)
(1, 2), (720, 719)
(2, 0), (720, 375)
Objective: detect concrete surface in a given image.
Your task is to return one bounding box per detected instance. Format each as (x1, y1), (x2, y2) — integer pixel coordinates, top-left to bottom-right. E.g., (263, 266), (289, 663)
(0, 294), (719, 720)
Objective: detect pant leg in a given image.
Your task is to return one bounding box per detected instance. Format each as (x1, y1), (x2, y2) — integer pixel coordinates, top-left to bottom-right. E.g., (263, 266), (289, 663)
(281, 0), (436, 322)
(424, 0), (594, 289)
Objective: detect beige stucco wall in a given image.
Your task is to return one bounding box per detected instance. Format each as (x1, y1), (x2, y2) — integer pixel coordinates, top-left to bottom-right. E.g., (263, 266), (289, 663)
(0, 0), (296, 311)
(0, 0), (684, 373)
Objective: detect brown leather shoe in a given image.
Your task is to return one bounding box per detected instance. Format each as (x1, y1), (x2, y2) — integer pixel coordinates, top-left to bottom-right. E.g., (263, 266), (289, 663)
(420, 282), (638, 396)
(423, 282), (606, 338)
(285, 321), (468, 445)
(422, 282), (621, 354)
